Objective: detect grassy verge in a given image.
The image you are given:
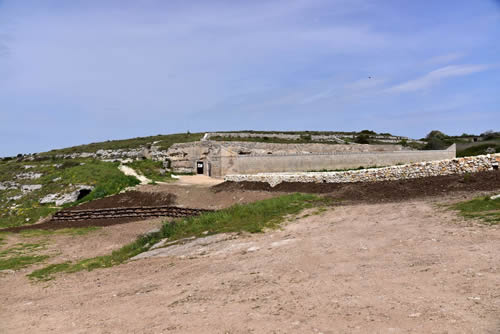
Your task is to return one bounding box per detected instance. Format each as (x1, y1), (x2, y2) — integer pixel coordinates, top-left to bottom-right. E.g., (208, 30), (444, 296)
(126, 159), (171, 182)
(457, 143), (500, 157)
(452, 196), (500, 225)
(29, 193), (328, 281)
(18, 227), (101, 238)
(0, 242), (49, 271)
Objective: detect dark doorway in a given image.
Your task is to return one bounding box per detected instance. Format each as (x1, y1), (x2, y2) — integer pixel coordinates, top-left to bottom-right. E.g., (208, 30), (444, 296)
(77, 188), (92, 201)
(196, 161), (204, 174)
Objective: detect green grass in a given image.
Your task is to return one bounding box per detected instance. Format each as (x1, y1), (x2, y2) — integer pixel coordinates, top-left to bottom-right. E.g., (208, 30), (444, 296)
(0, 159), (140, 229)
(29, 193), (327, 281)
(18, 227), (100, 237)
(127, 159), (172, 182)
(0, 242), (49, 271)
(38, 132), (203, 156)
(0, 255), (50, 271)
(452, 196), (500, 225)
(456, 143), (500, 157)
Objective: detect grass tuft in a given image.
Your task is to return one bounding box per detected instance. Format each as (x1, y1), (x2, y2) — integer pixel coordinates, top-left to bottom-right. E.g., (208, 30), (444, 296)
(452, 196), (500, 225)
(0, 255), (49, 271)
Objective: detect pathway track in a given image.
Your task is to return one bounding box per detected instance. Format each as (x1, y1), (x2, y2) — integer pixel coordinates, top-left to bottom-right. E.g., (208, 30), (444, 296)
(118, 165), (151, 185)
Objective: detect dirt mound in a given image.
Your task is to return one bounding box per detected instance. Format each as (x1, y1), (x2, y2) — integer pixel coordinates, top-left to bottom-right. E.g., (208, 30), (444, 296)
(0, 191), (178, 233)
(213, 171), (500, 203)
(70, 191), (176, 210)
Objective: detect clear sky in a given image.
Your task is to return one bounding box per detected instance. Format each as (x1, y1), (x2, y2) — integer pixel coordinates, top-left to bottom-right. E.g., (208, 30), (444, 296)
(1, 0), (499, 156)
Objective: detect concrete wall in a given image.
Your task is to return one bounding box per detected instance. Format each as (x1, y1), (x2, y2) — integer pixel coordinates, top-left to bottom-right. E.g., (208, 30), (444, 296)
(218, 145), (456, 176)
(166, 140), (413, 176)
(225, 152), (499, 187)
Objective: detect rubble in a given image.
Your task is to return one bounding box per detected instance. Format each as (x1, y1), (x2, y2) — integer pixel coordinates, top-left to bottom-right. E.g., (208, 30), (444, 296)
(225, 154), (500, 187)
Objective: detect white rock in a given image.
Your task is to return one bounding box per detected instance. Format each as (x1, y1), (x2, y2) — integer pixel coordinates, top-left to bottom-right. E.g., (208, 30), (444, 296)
(16, 172), (43, 180)
(40, 194), (59, 204)
(8, 195), (23, 201)
(21, 184), (42, 193)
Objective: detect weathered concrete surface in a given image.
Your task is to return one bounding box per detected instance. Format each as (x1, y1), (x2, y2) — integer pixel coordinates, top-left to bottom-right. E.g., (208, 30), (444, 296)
(219, 145), (455, 176)
(166, 140), (422, 177)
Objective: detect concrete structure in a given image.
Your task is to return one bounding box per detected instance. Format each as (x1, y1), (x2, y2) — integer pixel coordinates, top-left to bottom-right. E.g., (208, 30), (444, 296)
(166, 141), (456, 178)
(225, 153), (499, 187)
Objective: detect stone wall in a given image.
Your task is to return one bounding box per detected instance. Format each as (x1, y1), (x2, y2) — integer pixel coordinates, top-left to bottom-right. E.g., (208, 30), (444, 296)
(225, 153), (500, 187)
(204, 132), (345, 143)
(204, 132), (425, 144)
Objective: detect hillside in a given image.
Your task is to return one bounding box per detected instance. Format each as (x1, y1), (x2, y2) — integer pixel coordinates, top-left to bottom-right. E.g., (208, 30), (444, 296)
(1, 129), (497, 230)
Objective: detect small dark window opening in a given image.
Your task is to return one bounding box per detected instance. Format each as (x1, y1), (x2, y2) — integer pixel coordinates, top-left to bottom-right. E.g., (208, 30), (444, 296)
(77, 189), (92, 201)
(493, 163), (499, 170)
(196, 161), (204, 174)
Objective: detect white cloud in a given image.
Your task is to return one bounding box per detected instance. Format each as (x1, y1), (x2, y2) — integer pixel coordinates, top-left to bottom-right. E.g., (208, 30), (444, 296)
(427, 52), (464, 65)
(386, 65), (489, 93)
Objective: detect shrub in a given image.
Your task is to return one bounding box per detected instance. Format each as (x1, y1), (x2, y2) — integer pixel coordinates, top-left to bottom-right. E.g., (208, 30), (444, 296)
(354, 134), (370, 144)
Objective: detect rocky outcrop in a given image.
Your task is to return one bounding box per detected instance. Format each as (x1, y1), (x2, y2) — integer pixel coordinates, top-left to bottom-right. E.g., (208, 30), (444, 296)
(15, 172), (43, 180)
(39, 185), (94, 206)
(225, 154), (500, 187)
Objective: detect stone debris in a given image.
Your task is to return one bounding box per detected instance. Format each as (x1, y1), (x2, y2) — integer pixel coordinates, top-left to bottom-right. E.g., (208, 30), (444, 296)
(225, 154), (500, 187)
(490, 194), (500, 200)
(0, 181), (20, 191)
(15, 172), (43, 180)
(21, 184), (42, 193)
(39, 194), (59, 204)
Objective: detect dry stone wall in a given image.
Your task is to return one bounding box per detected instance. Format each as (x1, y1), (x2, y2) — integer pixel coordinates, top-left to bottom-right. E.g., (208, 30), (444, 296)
(204, 132), (346, 143)
(225, 154), (500, 187)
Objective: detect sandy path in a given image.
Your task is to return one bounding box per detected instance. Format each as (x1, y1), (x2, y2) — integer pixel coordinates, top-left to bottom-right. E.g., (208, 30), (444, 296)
(118, 165), (151, 185)
(1, 200), (499, 333)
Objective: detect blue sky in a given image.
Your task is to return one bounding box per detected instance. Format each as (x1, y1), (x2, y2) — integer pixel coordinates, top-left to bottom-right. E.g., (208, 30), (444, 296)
(0, 0), (499, 156)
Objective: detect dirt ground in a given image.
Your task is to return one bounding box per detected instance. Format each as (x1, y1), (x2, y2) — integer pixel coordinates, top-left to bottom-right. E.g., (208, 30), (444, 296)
(1, 191), (499, 333)
(215, 170), (500, 203)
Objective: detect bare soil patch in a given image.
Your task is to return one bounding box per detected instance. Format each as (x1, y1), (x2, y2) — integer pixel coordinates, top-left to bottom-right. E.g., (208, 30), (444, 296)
(215, 170), (500, 203)
(1, 184), (282, 233)
(1, 200), (499, 333)
(73, 191), (176, 210)
(139, 182), (283, 210)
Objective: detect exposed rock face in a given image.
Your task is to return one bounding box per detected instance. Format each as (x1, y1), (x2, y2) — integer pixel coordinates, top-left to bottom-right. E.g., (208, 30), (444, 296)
(39, 185), (94, 206)
(21, 184), (42, 193)
(225, 154), (500, 187)
(203, 132), (426, 144)
(0, 181), (19, 191)
(19, 147), (171, 163)
(15, 172), (43, 180)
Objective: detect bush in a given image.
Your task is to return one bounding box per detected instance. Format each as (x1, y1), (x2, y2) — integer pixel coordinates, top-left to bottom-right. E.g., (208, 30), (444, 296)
(360, 130), (376, 135)
(425, 130), (447, 140)
(354, 134), (370, 144)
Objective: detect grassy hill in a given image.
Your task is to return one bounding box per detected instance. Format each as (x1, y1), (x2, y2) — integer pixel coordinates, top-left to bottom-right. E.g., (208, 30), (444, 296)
(0, 159), (140, 229)
(37, 132), (203, 156)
